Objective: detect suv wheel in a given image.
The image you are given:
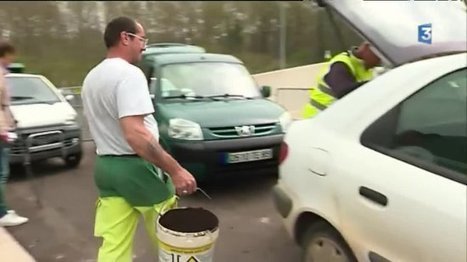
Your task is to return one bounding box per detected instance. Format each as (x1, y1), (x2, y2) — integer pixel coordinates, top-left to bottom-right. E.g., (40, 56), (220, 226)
(302, 222), (357, 262)
(64, 153), (82, 168)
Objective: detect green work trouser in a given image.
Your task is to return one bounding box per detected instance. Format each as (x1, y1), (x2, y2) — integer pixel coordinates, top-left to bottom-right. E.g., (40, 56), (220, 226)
(94, 195), (178, 262)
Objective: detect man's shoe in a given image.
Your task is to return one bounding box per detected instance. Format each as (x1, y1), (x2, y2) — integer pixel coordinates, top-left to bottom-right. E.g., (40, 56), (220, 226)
(7, 210), (28, 220)
(0, 213), (29, 227)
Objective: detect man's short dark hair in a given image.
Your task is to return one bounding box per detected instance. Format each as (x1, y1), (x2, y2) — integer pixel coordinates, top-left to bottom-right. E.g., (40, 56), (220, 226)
(104, 16), (138, 49)
(0, 40), (15, 57)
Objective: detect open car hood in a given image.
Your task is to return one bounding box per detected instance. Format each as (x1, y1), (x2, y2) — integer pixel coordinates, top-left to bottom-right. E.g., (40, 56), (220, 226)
(318, 0), (467, 67)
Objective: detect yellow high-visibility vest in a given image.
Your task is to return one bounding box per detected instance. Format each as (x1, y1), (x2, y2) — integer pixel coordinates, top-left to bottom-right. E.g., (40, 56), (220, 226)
(302, 51), (374, 119)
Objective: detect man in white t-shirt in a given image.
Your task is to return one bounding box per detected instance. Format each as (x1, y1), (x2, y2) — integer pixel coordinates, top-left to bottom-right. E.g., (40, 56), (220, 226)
(81, 17), (197, 261)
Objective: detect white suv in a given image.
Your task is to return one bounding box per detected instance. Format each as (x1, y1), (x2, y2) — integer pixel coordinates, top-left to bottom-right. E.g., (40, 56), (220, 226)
(5, 73), (82, 168)
(273, 1), (466, 262)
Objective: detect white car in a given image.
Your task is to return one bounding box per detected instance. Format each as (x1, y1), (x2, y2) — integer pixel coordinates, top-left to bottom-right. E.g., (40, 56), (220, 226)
(273, 1), (466, 262)
(5, 73), (83, 167)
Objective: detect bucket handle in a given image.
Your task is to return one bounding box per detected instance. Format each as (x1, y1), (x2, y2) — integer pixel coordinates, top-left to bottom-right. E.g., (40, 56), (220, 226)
(156, 195), (179, 220)
(195, 187), (212, 200)
(156, 187), (212, 219)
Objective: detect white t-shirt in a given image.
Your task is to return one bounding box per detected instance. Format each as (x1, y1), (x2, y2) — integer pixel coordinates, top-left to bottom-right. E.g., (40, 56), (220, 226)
(81, 58), (159, 155)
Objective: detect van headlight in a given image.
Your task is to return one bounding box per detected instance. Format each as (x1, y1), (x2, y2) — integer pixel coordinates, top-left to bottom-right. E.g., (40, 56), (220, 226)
(64, 115), (78, 126)
(279, 112), (292, 133)
(168, 118), (203, 140)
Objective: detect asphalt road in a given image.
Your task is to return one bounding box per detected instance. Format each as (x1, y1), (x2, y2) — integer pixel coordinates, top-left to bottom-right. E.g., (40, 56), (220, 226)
(5, 142), (301, 262)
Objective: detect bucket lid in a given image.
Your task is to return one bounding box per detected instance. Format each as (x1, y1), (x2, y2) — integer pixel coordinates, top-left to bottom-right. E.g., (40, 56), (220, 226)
(159, 207), (219, 233)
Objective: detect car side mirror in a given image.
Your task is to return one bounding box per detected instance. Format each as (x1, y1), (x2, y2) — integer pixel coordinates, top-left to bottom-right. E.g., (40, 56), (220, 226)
(260, 85), (271, 98)
(7, 63), (25, 73)
(315, 0), (327, 7)
(65, 95), (74, 101)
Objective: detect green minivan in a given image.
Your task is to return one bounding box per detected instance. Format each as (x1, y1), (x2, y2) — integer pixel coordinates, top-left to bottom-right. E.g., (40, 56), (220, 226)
(137, 43), (291, 181)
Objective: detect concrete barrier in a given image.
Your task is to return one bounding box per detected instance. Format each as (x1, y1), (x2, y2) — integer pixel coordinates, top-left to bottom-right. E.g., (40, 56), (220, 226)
(252, 63), (325, 119)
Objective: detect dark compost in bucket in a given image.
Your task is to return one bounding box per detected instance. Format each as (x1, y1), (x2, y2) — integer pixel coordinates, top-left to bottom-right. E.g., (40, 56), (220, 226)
(159, 207), (219, 233)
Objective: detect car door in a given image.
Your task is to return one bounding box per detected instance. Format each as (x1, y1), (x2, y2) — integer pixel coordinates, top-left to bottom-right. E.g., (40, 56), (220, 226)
(334, 68), (467, 262)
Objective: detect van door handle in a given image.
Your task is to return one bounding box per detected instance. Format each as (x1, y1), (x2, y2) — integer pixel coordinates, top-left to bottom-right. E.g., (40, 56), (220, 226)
(359, 187), (388, 207)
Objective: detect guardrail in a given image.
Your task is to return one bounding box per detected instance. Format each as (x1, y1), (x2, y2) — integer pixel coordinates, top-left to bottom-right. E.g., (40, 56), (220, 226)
(60, 86), (82, 95)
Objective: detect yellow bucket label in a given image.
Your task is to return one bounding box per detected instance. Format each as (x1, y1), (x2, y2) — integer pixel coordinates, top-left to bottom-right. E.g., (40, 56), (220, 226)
(186, 256), (200, 262)
(158, 240), (214, 254)
(158, 240), (215, 262)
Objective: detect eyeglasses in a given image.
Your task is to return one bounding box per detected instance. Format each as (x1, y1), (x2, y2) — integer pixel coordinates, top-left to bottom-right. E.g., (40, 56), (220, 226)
(126, 32), (149, 46)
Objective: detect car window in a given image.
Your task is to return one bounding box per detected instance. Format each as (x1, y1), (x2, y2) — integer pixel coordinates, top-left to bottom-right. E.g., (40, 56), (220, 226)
(159, 62), (261, 99)
(138, 59), (154, 85)
(6, 76), (61, 105)
(361, 68), (467, 184)
(149, 77), (157, 95)
(150, 77), (180, 97)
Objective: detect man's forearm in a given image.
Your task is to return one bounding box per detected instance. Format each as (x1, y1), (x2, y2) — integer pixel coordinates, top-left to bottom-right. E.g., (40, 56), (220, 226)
(335, 81), (366, 98)
(325, 62), (361, 99)
(145, 136), (184, 175)
(127, 128), (184, 176)
(120, 115), (197, 194)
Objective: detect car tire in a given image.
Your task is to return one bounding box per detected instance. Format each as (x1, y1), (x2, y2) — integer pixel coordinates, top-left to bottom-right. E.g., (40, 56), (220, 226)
(301, 222), (357, 262)
(64, 153), (82, 168)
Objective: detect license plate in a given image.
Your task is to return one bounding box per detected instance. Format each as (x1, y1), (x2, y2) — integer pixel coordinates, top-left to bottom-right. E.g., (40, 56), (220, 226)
(225, 148), (273, 164)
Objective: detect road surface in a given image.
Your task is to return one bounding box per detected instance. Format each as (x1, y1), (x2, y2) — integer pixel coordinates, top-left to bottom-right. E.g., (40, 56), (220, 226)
(6, 142), (301, 262)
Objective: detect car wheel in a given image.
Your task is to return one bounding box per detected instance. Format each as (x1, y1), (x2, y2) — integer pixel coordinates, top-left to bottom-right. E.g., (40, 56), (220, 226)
(64, 153), (82, 168)
(302, 222), (357, 262)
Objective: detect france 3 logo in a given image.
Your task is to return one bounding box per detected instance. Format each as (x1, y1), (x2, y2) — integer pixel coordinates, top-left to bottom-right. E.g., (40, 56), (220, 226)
(418, 23), (432, 45)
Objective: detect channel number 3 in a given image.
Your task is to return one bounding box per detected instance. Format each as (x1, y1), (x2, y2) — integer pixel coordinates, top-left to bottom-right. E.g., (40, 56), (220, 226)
(418, 23), (432, 44)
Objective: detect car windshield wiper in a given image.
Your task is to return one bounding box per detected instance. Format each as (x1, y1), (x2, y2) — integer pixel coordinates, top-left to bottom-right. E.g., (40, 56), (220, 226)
(163, 94), (218, 101)
(206, 94), (253, 99)
(11, 96), (34, 101)
(11, 96), (59, 105)
(34, 100), (60, 105)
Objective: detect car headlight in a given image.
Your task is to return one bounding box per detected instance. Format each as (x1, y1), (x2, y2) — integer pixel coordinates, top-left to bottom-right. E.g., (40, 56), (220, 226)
(279, 112), (292, 133)
(168, 118), (203, 140)
(64, 115), (78, 125)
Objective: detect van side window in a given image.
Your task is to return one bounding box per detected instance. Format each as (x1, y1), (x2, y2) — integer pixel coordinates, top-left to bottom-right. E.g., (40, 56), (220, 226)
(149, 77), (157, 96)
(361, 68), (467, 184)
(146, 66), (155, 86)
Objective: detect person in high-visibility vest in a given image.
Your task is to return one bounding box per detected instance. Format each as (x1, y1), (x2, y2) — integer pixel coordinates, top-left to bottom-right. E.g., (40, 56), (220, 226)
(302, 42), (381, 119)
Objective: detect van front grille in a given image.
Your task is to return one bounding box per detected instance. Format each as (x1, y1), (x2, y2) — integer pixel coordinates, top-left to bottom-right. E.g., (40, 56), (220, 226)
(209, 123), (277, 138)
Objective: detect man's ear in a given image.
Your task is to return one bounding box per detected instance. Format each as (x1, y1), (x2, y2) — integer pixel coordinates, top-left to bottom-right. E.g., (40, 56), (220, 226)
(362, 42), (371, 50)
(121, 32), (129, 46)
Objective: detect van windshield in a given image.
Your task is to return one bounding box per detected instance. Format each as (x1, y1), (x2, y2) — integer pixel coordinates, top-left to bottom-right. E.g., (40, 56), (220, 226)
(6, 76), (61, 105)
(158, 62), (261, 100)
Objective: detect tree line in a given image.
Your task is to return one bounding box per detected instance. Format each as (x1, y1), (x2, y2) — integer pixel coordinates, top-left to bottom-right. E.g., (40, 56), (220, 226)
(0, 1), (363, 86)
